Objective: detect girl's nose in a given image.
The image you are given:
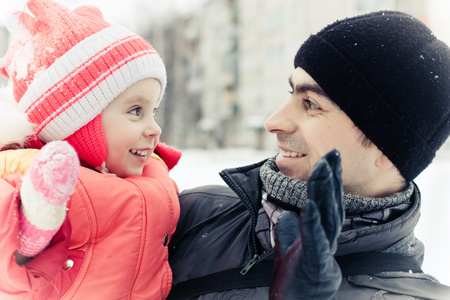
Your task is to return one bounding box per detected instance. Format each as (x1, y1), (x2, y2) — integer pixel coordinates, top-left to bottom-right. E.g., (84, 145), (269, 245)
(144, 119), (162, 138)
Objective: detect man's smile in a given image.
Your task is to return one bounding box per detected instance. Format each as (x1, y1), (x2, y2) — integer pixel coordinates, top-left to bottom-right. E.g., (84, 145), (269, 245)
(281, 150), (306, 158)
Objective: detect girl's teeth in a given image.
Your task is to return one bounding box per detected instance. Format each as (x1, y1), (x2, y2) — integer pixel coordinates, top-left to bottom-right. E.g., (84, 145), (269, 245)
(130, 149), (148, 157)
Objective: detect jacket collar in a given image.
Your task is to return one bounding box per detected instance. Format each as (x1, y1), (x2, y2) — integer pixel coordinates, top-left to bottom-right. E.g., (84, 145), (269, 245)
(219, 159), (267, 213)
(221, 161), (422, 259)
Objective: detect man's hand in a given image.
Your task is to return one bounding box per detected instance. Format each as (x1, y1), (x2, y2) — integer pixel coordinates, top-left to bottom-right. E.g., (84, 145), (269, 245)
(270, 149), (345, 300)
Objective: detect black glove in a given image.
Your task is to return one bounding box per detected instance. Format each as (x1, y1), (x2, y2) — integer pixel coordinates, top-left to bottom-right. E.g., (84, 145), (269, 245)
(269, 149), (345, 300)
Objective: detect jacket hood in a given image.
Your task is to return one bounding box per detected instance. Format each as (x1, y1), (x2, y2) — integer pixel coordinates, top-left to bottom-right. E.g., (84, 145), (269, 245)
(337, 183), (421, 256)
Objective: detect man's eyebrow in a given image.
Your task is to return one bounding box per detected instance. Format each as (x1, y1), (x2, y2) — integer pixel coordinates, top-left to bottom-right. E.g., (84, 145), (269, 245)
(288, 76), (332, 100)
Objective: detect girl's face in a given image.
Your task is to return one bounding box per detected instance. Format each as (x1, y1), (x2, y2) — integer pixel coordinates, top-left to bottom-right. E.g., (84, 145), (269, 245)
(101, 78), (162, 178)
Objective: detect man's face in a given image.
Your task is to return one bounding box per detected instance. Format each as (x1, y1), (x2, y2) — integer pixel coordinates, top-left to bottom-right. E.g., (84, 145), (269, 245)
(265, 67), (378, 194)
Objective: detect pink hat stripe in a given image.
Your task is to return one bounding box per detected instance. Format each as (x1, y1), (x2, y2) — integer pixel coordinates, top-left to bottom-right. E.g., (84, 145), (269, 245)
(26, 37), (154, 128)
(17, 25), (138, 113)
(35, 49), (156, 138)
(38, 52), (163, 141)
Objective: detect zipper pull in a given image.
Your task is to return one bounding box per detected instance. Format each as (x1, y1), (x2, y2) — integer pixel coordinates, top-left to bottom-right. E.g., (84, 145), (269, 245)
(240, 254), (260, 275)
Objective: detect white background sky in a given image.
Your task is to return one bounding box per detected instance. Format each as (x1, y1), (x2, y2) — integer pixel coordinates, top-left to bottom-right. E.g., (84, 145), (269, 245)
(0, 0), (209, 33)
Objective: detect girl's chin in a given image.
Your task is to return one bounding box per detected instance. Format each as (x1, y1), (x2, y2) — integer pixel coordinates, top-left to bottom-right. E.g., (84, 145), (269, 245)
(106, 164), (144, 178)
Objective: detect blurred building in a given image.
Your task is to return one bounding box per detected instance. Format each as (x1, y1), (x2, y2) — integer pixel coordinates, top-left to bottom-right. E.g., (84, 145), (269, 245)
(147, 0), (435, 150)
(149, 0), (239, 149)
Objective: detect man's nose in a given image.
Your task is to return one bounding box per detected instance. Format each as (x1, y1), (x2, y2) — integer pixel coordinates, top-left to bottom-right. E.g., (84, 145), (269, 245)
(265, 102), (297, 134)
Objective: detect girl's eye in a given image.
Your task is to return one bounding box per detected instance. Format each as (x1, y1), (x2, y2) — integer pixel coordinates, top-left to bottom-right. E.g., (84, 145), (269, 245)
(288, 90), (294, 95)
(304, 99), (320, 110)
(129, 106), (142, 116)
(153, 107), (159, 116)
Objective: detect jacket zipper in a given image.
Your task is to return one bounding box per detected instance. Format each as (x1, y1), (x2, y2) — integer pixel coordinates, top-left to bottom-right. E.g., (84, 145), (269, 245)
(240, 254), (260, 275)
(240, 247), (275, 275)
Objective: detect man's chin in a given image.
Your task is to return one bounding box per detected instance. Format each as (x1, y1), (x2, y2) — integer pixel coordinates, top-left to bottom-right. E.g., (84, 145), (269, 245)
(275, 156), (309, 181)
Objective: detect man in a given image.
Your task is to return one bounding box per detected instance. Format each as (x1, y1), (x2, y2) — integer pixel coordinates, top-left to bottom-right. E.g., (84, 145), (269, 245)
(168, 11), (450, 299)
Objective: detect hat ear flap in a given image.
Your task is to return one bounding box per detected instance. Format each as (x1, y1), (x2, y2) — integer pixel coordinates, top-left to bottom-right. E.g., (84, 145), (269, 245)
(4, 11), (36, 38)
(74, 5), (105, 20)
(26, 0), (68, 29)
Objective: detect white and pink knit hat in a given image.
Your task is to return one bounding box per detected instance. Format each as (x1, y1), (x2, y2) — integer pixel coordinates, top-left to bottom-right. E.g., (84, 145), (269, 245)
(0, 0), (166, 168)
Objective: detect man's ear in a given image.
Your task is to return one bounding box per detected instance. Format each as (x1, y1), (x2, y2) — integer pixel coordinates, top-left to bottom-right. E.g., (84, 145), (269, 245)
(374, 149), (407, 194)
(375, 150), (395, 170)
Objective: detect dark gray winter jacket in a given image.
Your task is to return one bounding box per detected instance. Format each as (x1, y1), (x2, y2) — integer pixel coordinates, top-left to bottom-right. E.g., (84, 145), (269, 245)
(168, 160), (450, 299)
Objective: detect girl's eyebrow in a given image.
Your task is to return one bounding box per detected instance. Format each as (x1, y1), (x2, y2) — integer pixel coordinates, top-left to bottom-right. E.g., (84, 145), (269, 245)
(123, 96), (145, 107)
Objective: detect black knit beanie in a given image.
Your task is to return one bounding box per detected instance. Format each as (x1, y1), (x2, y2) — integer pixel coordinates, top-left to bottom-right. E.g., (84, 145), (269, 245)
(295, 11), (450, 182)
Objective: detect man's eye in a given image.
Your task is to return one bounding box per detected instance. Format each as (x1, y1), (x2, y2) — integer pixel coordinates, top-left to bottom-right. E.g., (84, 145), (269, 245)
(129, 106), (142, 116)
(153, 107), (159, 116)
(304, 99), (320, 110)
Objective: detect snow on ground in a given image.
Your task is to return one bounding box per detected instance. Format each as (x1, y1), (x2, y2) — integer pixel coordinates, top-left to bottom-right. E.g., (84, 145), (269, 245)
(170, 147), (450, 286)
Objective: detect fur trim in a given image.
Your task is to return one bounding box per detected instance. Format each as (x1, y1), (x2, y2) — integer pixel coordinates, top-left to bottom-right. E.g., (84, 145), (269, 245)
(0, 85), (35, 149)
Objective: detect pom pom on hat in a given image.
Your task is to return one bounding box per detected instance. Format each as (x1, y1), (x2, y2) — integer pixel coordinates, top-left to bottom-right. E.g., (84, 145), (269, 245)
(295, 11), (450, 182)
(0, 0), (167, 168)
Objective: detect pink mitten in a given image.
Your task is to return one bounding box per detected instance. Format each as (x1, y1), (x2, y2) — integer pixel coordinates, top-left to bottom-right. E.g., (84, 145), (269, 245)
(17, 141), (79, 258)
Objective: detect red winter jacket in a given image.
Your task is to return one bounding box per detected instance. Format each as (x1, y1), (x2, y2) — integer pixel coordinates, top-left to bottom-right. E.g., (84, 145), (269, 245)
(0, 145), (180, 299)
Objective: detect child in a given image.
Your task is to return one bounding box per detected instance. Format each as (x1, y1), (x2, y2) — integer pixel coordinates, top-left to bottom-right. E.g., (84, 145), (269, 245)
(0, 0), (181, 299)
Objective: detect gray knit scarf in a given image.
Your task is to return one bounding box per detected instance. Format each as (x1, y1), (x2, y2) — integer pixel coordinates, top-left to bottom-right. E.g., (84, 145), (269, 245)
(259, 155), (413, 216)
(257, 156), (433, 282)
